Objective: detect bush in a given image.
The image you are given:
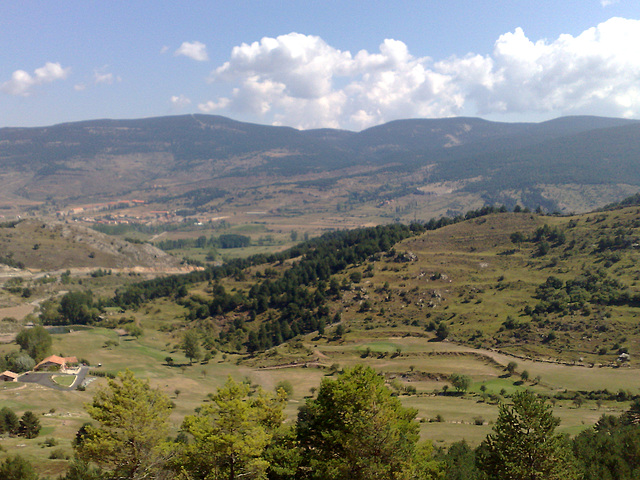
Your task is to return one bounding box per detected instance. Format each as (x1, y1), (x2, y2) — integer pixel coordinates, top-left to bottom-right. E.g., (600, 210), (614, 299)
(275, 380), (294, 398)
(42, 437), (58, 447)
(49, 448), (69, 460)
(0, 455), (38, 480)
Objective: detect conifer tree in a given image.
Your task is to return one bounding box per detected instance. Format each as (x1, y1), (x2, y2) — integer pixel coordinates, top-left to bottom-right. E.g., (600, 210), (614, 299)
(477, 390), (578, 480)
(0, 455), (39, 480)
(19, 410), (41, 439)
(175, 376), (286, 480)
(75, 369), (173, 480)
(297, 364), (438, 480)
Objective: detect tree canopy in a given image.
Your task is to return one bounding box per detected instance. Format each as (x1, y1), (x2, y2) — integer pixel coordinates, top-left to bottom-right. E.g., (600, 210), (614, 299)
(477, 390), (578, 480)
(296, 364), (432, 480)
(15, 325), (51, 362)
(75, 369), (174, 480)
(175, 376), (286, 480)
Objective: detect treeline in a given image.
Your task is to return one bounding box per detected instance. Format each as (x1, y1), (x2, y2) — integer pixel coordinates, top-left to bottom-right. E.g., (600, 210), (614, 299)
(180, 223), (419, 351)
(155, 233), (250, 251)
(603, 192), (640, 210)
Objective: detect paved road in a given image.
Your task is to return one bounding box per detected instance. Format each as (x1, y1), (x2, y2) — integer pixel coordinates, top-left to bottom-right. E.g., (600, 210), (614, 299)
(18, 366), (89, 391)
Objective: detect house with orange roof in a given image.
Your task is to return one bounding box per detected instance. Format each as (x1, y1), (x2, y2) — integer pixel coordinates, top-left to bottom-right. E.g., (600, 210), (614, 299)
(0, 370), (19, 382)
(34, 355), (78, 372)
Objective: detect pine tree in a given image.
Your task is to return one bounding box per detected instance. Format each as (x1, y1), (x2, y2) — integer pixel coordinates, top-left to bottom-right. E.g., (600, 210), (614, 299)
(297, 364), (437, 480)
(175, 376), (286, 480)
(1, 406), (20, 435)
(477, 390), (578, 480)
(19, 410), (41, 439)
(0, 455), (39, 480)
(75, 369), (173, 480)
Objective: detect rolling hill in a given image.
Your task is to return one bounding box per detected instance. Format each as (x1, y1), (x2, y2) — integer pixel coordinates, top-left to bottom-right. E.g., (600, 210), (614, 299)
(0, 219), (187, 274)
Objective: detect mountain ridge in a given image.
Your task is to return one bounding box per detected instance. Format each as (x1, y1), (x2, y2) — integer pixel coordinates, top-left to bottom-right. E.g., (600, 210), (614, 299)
(1, 114), (640, 218)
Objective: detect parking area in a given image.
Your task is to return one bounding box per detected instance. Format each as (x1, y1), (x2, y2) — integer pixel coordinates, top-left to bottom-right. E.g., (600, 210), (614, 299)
(18, 366), (89, 391)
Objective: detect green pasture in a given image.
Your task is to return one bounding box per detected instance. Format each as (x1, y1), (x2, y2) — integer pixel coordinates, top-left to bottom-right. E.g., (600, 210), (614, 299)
(3, 318), (640, 477)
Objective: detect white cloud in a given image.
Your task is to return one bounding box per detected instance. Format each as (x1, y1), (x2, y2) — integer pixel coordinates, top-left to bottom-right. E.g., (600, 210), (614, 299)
(175, 41), (209, 61)
(198, 98), (230, 113)
(170, 94), (192, 109)
(94, 68), (121, 85)
(461, 17), (640, 117)
(601, 0), (619, 6)
(204, 18), (640, 129)
(1, 62), (70, 96)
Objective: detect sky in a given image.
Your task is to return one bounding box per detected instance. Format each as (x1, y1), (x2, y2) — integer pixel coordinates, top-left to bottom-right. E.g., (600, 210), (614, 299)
(2, 1), (640, 130)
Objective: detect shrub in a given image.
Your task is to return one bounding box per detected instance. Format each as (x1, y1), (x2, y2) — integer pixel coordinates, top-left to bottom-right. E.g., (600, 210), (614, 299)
(49, 448), (69, 460)
(42, 437), (58, 447)
(275, 380), (294, 398)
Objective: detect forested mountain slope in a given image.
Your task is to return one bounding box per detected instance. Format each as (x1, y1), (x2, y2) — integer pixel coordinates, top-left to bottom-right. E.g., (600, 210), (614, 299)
(1, 114), (639, 216)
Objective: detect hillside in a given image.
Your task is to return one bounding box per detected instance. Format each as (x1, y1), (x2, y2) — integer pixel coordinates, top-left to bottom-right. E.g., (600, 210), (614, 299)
(0, 219), (186, 274)
(90, 202), (640, 366)
(1, 114), (639, 225)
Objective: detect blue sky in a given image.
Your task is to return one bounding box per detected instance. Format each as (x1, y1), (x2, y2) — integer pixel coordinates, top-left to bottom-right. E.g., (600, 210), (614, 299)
(2, 1), (640, 129)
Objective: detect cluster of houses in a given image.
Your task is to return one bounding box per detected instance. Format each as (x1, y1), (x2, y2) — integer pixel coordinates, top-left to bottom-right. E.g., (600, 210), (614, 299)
(1, 355), (78, 382)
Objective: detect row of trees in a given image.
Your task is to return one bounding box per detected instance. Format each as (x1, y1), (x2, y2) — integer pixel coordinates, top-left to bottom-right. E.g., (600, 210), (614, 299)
(155, 233), (251, 251)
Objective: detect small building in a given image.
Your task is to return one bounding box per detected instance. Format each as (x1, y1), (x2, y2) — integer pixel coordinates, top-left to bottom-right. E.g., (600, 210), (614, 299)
(0, 370), (19, 382)
(34, 355), (78, 372)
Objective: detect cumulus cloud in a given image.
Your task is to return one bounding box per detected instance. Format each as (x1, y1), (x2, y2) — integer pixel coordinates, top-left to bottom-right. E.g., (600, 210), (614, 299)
(175, 41), (209, 61)
(203, 18), (640, 129)
(171, 94), (192, 109)
(198, 98), (230, 113)
(1, 62), (70, 96)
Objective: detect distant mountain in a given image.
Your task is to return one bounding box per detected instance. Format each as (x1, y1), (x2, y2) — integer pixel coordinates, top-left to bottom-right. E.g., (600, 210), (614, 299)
(1, 114), (639, 215)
